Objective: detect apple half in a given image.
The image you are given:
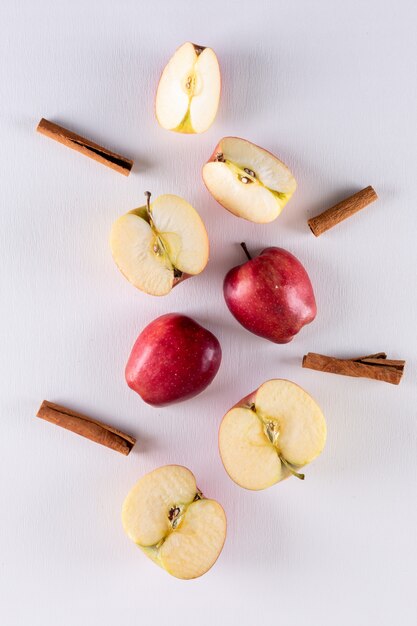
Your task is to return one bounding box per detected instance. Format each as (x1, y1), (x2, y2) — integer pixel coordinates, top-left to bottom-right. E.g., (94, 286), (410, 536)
(122, 465), (227, 580)
(203, 137), (297, 223)
(110, 192), (209, 296)
(156, 42), (221, 134)
(219, 379), (326, 490)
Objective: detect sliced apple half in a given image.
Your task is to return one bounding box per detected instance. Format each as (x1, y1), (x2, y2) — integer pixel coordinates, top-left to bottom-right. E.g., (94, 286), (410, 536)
(110, 192), (209, 296)
(203, 137), (297, 223)
(219, 379), (326, 490)
(156, 42), (221, 134)
(122, 465), (227, 580)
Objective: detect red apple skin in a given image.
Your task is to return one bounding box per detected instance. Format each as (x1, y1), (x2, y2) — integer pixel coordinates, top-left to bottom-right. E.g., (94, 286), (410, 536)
(223, 247), (316, 344)
(125, 313), (222, 406)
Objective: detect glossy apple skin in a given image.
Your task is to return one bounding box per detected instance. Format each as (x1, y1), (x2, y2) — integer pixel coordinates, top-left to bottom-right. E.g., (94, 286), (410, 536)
(125, 313), (222, 406)
(223, 247), (316, 344)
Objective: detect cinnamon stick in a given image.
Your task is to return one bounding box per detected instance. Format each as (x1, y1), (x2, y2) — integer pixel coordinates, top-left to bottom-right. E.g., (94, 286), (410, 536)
(302, 352), (405, 385)
(36, 400), (136, 455)
(36, 118), (133, 176)
(308, 186), (378, 236)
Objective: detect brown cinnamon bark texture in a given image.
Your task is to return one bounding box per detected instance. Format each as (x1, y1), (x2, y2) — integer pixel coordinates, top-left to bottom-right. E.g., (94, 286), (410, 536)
(36, 400), (136, 455)
(308, 186), (378, 236)
(36, 118), (133, 176)
(302, 352), (405, 385)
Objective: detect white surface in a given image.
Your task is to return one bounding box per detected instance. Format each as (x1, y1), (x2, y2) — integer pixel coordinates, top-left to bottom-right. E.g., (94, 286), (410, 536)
(1, 1), (416, 624)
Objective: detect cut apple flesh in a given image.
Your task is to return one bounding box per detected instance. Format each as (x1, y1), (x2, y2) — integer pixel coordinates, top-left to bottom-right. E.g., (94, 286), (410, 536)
(219, 407), (285, 490)
(122, 465), (226, 579)
(110, 193), (209, 296)
(159, 499), (226, 579)
(219, 380), (326, 490)
(122, 465), (197, 546)
(156, 42), (221, 134)
(203, 137), (297, 223)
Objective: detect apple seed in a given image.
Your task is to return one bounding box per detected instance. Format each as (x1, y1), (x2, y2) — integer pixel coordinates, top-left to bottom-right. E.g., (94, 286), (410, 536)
(239, 175), (253, 184)
(265, 421), (280, 446)
(168, 506), (181, 522)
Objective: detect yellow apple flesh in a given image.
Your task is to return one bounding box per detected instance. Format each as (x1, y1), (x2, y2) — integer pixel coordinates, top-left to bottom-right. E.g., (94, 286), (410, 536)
(203, 137), (297, 223)
(219, 379), (326, 490)
(156, 42), (221, 134)
(122, 465), (227, 580)
(110, 192), (209, 296)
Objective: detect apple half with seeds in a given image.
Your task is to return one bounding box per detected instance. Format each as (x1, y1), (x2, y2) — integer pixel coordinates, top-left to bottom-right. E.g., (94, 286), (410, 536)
(122, 465), (227, 580)
(156, 42), (221, 134)
(203, 137), (297, 223)
(219, 379), (326, 490)
(110, 192), (209, 296)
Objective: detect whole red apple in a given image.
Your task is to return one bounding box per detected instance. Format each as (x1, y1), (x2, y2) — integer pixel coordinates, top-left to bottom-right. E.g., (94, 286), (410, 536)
(223, 244), (316, 343)
(125, 313), (222, 406)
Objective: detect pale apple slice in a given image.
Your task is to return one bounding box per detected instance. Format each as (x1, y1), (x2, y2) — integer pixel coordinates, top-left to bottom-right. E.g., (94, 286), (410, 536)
(122, 465), (226, 580)
(122, 465), (197, 546)
(203, 137), (297, 223)
(150, 194), (208, 274)
(219, 380), (326, 490)
(159, 499), (226, 579)
(110, 192), (209, 296)
(218, 407), (285, 490)
(156, 42), (221, 134)
(255, 380), (326, 466)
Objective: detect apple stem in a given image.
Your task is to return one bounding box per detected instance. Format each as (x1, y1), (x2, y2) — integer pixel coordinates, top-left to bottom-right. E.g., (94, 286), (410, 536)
(240, 242), (252, 260)
(145, 191), (157, 230)
(279, 455), (305, 480)
(145, 191), (152, 213)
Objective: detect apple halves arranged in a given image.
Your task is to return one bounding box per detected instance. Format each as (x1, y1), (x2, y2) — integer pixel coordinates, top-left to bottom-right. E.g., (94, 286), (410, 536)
(110, 192), (209, 296)
(203, 137), (296, 223)
(219, 380), (327, 490)
(224, 244), (316, 343)
(125, 313), (222, 406)
(156, 42), (221, 134)
(122, 466), (227, 579)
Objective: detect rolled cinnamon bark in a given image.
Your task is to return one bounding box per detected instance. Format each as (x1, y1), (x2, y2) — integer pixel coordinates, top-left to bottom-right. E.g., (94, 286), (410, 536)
(36, 400), (136, 455)
(308, 186), (378, 236)
(36, 118), (133, 176)
(302, 352), (405, 385)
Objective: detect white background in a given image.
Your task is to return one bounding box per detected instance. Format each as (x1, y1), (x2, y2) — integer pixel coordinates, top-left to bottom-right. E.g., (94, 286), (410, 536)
(1, 1), (416, 624)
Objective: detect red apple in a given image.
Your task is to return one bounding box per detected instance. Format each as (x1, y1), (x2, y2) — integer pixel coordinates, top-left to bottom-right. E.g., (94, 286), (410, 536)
(223, 244), (316, 344)
(126, 313), (222, 406)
